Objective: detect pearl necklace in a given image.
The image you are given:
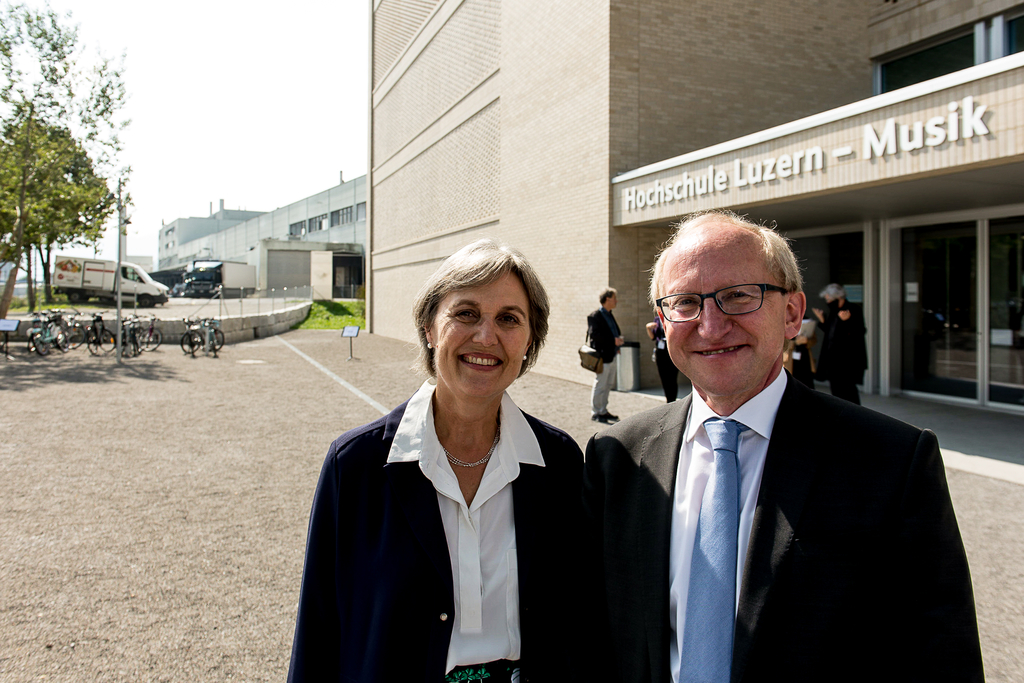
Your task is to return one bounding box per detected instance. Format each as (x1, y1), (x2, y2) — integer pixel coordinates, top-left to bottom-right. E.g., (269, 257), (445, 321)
(444, 423), (501, 468)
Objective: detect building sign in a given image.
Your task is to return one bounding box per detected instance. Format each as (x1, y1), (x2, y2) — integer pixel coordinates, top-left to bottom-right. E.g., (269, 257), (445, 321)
(612, 58), (1024, 228)
(862, 96), (988, 159)
(622, 96), (991, 214)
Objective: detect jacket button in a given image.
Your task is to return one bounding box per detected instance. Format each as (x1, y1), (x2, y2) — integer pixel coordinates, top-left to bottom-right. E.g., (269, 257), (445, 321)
(439, 613), (448, 621)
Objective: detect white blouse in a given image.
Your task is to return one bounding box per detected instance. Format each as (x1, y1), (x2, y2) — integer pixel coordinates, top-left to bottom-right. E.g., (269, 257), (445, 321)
(386, 381), (545, 673)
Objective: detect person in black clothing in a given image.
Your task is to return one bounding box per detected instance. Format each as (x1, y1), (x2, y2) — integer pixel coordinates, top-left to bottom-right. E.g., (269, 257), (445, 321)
(812, 283), (867, 404)
(587, 288), (624, 422)
(646, 315), (678, 402)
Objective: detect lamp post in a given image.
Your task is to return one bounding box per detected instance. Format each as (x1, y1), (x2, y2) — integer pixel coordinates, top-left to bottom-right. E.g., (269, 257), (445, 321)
(115, 179), (125, 363)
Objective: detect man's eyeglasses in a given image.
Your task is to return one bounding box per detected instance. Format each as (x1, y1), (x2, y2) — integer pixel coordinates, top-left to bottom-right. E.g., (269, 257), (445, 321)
(656, 283), (788, 322)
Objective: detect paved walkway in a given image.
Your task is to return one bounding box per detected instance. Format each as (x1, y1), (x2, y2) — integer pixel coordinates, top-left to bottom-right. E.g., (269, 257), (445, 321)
(1, 329), (1021, 681)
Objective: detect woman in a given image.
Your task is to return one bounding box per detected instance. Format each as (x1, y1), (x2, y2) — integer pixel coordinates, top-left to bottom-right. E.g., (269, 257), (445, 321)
(645, 314), (678, 402)
(287, 239), (584, 683)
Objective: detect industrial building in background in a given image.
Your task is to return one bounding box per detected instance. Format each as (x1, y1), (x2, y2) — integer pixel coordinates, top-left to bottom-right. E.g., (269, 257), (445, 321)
(368, 0), (1024, 414)
(156, 175), (366, 299)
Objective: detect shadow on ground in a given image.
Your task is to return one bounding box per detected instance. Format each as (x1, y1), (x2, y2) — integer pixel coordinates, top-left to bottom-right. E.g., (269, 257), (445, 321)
(1, 347), (181, 391)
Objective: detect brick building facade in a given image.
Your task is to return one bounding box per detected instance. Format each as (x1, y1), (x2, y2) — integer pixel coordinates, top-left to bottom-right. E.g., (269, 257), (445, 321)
(369, 0), (1024, 412)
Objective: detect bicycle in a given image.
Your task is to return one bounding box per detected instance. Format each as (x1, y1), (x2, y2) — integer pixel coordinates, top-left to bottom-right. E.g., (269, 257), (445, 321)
(26, 310), (70, 356)
(139, 315), (163, 351)
(120, 315), (143, 358)
(180, 317), (223, 357)
(180, 317), (202, 356)
(85, 313), (116, 355)
(65, 310), (87, 349)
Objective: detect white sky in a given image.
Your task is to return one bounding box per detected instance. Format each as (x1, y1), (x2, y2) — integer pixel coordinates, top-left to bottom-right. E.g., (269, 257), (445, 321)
(47, 0), (370, 265)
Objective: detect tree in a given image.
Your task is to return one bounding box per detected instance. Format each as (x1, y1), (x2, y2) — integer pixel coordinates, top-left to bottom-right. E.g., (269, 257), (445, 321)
(0, 1), (126, 317)
(32, 125), (115, 304)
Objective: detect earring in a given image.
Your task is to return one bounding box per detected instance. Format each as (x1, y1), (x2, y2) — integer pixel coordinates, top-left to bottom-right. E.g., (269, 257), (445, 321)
(427, 342), (433, 349)
(523, 355), (527, 360)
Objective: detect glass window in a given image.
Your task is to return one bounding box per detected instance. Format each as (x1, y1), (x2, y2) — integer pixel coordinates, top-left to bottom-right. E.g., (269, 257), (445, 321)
(307, 214), (327, 232)
(1010, 16), (1024, 54)
(356, 202), (366, 221)
(289, 221), (305, 236)
(330, 210), (340, 227)
(989, 217), (1024, 406)
(881, 33), (975, 93)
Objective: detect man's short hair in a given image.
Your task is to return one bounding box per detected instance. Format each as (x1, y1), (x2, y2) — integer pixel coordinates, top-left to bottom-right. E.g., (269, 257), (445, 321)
(649, 210), (803, 307)
(599, 287), (618, 304)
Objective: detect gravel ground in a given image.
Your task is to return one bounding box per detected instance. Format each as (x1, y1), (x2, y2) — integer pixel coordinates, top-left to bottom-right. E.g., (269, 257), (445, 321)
(1, 329), (1021, 681)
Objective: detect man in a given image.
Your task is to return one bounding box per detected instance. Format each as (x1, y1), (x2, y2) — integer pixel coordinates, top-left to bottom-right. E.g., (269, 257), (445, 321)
(813, 282), (868, 404)
(583, 212), (983, 682)
(588, 287), (624, 423)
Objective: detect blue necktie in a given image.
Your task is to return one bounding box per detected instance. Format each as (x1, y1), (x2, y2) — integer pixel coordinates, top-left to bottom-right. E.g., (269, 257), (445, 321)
(680, 418), (749, 683)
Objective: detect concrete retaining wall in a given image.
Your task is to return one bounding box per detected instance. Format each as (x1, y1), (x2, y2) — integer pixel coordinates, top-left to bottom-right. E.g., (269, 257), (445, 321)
(153, 302), (312, 344)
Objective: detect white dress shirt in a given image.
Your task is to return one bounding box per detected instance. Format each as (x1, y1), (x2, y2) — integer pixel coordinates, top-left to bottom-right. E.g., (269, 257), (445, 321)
(386, 381), (545, 673)
(668, 371), (787, 683)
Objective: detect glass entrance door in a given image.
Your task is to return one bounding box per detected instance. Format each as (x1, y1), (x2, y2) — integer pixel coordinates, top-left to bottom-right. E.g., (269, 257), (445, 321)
(989, 218), (1024, 406)
(789, 230), (865, 383)
(901, 223), (977, 399)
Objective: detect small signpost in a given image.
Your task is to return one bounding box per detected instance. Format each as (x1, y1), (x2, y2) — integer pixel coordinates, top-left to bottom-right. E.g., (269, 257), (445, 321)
(341, 325), (360, 361)
(0, 319), (19, 360)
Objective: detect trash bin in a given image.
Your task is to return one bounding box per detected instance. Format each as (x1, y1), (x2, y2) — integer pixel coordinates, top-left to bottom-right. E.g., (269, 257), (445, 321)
(616, 341), (640, 392)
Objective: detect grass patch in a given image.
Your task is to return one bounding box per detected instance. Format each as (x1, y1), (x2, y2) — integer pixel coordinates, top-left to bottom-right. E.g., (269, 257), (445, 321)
(293, 300), (366, 330)
(4, 293), (94, 314)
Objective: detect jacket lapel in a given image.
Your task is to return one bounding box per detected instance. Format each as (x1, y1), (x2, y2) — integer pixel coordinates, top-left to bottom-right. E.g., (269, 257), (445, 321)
(732, 377), (820, 682)
(382, 406), (454, 599)
(636, 396), (691, 682)
(512, 466), (541, 609)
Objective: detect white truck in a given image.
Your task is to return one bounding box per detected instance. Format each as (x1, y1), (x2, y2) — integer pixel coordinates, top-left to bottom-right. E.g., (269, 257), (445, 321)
(53, 256), (170, 308)
(182, 260), (257, 298)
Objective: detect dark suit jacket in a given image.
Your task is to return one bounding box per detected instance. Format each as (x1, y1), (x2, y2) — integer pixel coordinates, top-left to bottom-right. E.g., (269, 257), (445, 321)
(588, 308), (620, 363)
(583, 374), (983, 683)
(288, 400), (584, 683)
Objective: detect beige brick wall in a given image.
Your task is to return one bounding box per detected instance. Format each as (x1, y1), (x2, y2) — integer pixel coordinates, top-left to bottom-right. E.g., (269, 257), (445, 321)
(373, 0), (441, 88)
(373, 101), (501, 250)
(497, 0), (613, 384)
(371, 0), (964, 394)
(609, 0), (874, 175)
(374, 0), (500, 164)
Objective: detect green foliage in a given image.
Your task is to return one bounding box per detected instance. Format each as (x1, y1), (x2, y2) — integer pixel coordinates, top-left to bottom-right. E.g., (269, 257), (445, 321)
(0, 2), (127, 318)
(292, 300), (366, 330)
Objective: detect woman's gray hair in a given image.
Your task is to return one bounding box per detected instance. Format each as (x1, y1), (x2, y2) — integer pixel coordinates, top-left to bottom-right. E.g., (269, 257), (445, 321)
(820, 283), (846, 300)
(413, 238), (550, 378)
(649, 210), (803, 306)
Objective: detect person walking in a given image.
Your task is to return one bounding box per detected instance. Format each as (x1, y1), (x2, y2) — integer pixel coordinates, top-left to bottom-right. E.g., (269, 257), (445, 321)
(813, 283), (867, 404)
(587, 288), (624, 423)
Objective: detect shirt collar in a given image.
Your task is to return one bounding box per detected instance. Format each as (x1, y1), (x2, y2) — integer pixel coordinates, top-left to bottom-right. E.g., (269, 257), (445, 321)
(685, 369), (788, 443)
(386, 380), (545, 478)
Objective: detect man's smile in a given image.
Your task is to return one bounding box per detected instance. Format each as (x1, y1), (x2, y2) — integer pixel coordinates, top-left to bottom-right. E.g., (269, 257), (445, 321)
(698, 345), (742, 356)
